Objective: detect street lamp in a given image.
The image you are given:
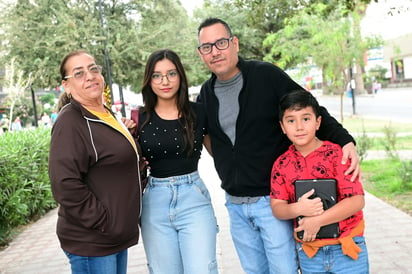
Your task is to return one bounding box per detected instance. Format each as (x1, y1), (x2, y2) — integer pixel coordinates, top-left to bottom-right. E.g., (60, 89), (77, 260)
(98, 0), (114, 106)
(349, 63), (356, 115)
(30, 85), (38, 127)
(98, 0), (126, 117)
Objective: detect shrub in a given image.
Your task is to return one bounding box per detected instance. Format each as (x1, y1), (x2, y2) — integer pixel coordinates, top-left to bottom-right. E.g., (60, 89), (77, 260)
(0, 128), (56, 245)
(399, 160), (412, 190)
(381, 125), (398, 159)
(356, 124), (372, 163)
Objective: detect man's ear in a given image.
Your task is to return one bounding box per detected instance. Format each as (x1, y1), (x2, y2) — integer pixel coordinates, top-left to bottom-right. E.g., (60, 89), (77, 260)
(232, 36), (240, 53)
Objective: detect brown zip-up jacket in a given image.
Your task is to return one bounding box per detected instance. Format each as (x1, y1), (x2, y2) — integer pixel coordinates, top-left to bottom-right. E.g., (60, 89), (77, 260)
(49, 98), (142, 257)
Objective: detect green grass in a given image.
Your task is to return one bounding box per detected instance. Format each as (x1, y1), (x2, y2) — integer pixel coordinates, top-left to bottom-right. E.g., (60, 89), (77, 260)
(367, 136), (412, 150)
(350, 116), (412, 216)
(340, 117), (412, 150)
(342, 117), (412, 133)
(361, 159), (412, 216)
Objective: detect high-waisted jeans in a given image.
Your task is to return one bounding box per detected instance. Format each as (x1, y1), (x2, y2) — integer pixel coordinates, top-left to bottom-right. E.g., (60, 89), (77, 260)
(140, 171), (219, 274)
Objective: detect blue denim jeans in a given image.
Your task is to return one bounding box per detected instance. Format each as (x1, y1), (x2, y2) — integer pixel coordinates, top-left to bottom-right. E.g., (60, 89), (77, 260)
(297, 236), (369, 274)
(63, 249), (127, 274)
(225, 194), (298, 274)
(141, 171), (218, 274)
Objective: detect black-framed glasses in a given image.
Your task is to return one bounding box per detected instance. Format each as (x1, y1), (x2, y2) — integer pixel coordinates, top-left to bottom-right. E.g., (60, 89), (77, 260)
(151, 70), (179, 84)
(197, 37), (233, 55)
(64, 65), (102, 80)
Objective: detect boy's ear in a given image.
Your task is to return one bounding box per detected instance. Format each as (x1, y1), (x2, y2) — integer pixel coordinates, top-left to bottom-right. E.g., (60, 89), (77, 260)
(316, 115), (322, 130)
(279, 121), (286, 134)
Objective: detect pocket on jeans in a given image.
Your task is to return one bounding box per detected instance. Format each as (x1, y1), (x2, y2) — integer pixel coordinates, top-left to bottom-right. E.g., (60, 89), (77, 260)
(353, 236), (366, 246)
(63, 250), (73, 259)
(192, 180), (212, 202)
(208, 259), (218, 272)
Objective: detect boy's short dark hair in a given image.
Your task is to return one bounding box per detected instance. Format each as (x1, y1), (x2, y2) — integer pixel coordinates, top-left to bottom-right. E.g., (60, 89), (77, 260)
(279, 90), (321, 121)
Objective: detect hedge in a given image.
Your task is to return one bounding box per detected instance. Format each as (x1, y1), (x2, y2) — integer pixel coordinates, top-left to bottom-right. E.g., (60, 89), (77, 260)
(0, 128), (56, 245)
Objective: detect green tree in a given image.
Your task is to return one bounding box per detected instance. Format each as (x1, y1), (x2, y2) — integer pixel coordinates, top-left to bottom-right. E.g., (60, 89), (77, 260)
(0, 0), (147, 89)
(0, 0), (209, 92)
(262, 2), (382, 94)
(192, 0), (264, 61)
(129, 0), (201, 87)
(2, 58), (33, 129)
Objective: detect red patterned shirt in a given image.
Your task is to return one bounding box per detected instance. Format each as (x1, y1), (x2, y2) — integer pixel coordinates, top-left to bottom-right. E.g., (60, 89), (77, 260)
(270, 141), (364, 238)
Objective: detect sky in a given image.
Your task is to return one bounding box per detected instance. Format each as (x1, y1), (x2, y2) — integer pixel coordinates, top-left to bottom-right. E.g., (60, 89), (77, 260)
(361, 0), (412, 39)
(178, 0), (412, 40)
(180, 0), (203, 16)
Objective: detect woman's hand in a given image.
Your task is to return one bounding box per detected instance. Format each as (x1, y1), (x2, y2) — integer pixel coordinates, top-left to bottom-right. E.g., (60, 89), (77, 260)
(121, 118), (137, 135)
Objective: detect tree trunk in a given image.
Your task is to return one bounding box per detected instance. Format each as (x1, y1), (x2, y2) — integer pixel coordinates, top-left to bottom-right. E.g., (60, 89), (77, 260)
(354, 62), (366, 94)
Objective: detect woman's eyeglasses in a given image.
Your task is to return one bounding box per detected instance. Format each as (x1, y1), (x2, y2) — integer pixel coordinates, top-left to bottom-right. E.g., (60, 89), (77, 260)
(151, 70), (179, 84)
(64, 65), (102, 80)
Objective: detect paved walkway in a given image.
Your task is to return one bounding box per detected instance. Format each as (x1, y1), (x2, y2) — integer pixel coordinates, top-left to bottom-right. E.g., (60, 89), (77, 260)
(1, 153), (412, 273)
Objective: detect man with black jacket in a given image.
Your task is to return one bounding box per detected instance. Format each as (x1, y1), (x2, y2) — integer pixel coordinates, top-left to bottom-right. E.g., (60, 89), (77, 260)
(196, 18), (360, 274)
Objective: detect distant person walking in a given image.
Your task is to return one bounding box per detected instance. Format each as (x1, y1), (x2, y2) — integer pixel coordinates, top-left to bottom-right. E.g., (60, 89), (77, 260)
(51, 110), (58, 125)
(372, 80), (381, 94)
(11, 116), (22, 132)
(41, 113), (51, 128)
(1, 114), (10, 133)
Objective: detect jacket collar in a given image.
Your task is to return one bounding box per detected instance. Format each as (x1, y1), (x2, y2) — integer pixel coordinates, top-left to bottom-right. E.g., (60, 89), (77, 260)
(68, 98), (114, 120)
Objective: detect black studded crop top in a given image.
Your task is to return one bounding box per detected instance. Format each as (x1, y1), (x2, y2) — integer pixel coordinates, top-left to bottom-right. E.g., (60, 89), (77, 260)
(138, 102), (207, 178)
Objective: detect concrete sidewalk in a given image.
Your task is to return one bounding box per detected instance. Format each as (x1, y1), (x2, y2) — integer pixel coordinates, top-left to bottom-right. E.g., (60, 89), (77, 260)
(1, 153), (412, 273)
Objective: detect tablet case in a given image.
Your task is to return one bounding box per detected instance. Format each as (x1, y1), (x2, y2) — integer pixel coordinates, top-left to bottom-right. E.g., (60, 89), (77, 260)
(294, 179), (340, 239)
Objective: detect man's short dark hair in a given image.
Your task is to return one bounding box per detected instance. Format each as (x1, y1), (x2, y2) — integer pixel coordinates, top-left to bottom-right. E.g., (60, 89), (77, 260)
(279, 90), (321, 121)
(197, 17), (233, 37)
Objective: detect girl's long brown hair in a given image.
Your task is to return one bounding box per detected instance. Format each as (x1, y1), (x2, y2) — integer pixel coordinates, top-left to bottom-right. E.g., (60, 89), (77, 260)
(141, 49), (196, 155)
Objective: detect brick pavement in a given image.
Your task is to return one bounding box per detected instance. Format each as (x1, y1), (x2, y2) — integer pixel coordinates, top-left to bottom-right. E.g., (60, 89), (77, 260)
(1, 152), (412, 273)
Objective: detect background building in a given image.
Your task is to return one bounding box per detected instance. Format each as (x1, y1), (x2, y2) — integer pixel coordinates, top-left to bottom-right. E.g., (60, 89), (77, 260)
(384, 33), (412, 85)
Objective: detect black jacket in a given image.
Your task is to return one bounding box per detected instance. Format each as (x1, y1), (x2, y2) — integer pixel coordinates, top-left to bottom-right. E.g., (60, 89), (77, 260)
(49, 99), (142, 256)
(198, 57), (354, 197)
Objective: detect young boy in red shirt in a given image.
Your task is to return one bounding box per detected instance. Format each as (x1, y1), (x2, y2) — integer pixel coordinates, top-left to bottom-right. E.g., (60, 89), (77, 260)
(270, 90), (369, 273)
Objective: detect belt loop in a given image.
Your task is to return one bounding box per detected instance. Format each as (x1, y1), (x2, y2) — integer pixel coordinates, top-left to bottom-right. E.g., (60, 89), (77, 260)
(188, 171), (197, 184)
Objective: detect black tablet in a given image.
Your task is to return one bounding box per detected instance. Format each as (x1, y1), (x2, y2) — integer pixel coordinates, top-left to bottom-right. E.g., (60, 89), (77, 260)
(294, 179), (340, 239)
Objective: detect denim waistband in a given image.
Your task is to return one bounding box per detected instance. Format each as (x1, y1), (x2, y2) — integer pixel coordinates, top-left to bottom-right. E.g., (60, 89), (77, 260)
(148, 170), (200, 186)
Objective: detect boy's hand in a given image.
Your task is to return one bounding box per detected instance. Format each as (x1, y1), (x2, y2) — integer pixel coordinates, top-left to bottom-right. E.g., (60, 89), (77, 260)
(298, 189), (324, 217)
(295, 216), (321, 242)
(342, 142), (360, 181)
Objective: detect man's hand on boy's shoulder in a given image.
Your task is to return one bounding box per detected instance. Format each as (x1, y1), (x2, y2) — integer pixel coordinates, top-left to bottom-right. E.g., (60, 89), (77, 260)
(341, 142), (360, 182)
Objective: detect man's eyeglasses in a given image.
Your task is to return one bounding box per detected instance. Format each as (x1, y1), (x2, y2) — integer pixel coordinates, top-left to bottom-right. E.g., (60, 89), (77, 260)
(197, 37), (233, 55)
(64, 65), (102, 80)
(151, 70), (179, 84)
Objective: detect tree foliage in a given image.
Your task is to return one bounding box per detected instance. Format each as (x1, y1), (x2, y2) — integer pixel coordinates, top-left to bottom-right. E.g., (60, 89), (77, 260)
(0, 0), (202, 92)
(2, 58), (33, 129)
(260, 1), (383, 93)
(0, 0), (392, 99)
